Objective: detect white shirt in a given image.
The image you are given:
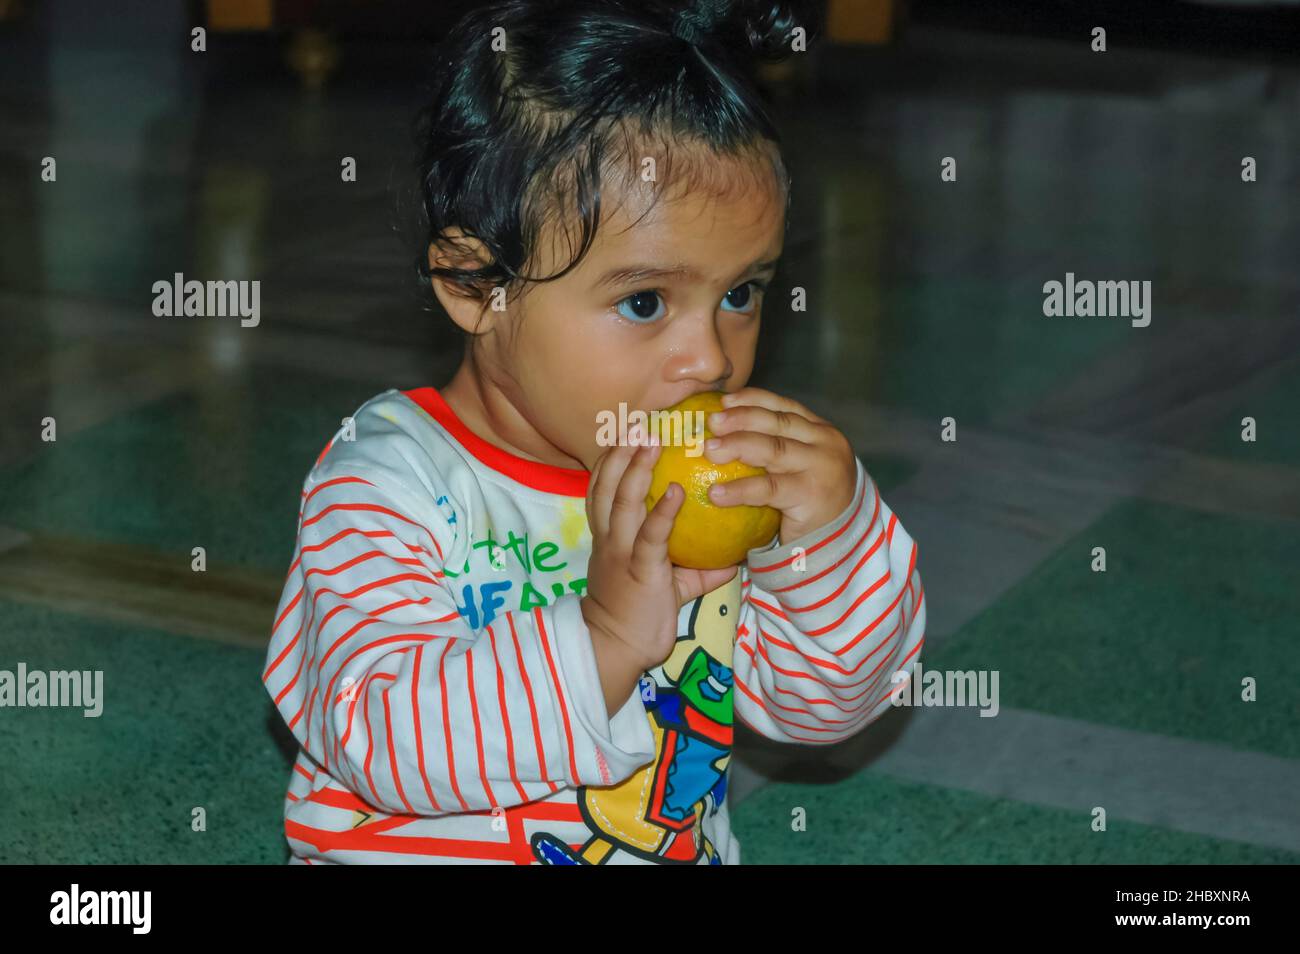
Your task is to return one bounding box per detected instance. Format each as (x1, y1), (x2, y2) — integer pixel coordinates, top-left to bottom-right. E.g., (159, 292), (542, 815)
(263, 386), (926, 864)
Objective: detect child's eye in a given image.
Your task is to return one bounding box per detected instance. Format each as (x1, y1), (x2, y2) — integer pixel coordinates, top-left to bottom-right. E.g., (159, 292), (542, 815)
(615, 281), (766, 323)
(720, 281), (764, 314)
(615, 290), (666, 323)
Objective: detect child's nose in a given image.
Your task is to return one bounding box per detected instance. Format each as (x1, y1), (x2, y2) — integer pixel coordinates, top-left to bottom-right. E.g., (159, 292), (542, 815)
(670, 324), (733, 384)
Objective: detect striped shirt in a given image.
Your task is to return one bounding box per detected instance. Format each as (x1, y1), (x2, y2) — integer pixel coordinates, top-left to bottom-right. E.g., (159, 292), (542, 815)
(262, 386), (926, 864)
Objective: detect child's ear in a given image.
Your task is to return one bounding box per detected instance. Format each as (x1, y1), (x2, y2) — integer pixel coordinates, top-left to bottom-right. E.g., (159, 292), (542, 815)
(427, 228), (501, 336)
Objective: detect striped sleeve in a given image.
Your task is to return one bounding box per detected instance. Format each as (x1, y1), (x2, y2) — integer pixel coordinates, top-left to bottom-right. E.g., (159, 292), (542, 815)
(733, 457), (926, 744)
(262, 463), (656, 817)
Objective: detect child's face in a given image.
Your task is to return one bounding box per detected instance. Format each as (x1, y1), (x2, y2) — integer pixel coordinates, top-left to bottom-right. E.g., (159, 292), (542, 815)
(484, 153), (786, 471)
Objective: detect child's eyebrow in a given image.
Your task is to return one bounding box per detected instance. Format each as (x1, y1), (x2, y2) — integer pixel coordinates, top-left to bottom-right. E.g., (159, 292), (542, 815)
(593, 258), (780, 289)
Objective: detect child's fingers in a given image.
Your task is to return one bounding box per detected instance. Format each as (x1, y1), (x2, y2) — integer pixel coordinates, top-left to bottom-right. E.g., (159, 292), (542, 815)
(708, 470), (801, 510)
(712, 402), (821, 447)
(631, 481), (682, 577)
(703, 430), (810, 471)
(719, 387), (827, 425)
(609, 440), (660, 548)
(584, 448), (609, 533)
(587, 442), (638, 540)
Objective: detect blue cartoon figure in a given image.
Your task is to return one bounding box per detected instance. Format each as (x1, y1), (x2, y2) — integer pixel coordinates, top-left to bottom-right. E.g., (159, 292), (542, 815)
(531, 573), (741, 864)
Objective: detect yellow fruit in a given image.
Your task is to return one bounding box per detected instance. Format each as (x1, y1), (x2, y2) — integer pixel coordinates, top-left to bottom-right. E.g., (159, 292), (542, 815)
(644, 391), (782, 570)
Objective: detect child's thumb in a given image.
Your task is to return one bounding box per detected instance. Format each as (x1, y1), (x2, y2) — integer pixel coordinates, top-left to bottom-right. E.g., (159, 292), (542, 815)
(673, 565), (739, 604)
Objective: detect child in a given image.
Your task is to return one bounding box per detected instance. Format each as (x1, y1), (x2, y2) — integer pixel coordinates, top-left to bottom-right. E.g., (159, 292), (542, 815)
(263, 0), (925, 864)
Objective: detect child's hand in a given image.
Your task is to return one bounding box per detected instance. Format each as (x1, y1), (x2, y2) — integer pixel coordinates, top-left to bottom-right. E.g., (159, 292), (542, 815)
(582, 428), (738, 675)
(702, 388), (858, 545)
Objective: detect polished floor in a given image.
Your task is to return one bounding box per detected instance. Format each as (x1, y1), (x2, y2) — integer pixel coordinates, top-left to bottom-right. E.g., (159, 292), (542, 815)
(1, 9), (1298, 863)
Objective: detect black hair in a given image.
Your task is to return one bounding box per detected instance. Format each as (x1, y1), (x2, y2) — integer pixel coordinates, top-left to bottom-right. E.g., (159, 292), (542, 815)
(411, 0), (810, 311)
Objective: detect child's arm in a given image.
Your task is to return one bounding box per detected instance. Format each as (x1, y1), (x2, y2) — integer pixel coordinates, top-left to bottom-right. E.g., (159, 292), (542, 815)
(732, 458), (926, 744)
(262, 458), (656, 817)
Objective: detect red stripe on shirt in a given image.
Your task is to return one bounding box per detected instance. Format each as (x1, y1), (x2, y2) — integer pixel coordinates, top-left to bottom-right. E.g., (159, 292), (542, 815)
(508, 613), (557, 794)
(533, 607), (582, 783)
(488, 623), (530, 804)
(464, 649), (499, 809)
(412, 642), (444, 812)
(382, 681), (417, 814)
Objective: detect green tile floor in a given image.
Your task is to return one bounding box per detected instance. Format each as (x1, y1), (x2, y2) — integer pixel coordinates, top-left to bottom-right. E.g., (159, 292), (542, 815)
(732, 772), (1300, 865)
(922, 498), (1300, 761)
(0, 368), (388, 573)
(0, 600), (290, 864)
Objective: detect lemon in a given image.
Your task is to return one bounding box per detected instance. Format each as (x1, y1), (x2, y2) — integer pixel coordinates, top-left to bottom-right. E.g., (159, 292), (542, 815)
(644, 391), (782, 570)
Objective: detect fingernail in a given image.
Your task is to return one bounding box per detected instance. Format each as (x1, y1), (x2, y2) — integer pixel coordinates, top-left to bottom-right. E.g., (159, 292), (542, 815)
(709, 483), (726, 500)
(705, 438), (721, 451)
(709, 412), (725, 427)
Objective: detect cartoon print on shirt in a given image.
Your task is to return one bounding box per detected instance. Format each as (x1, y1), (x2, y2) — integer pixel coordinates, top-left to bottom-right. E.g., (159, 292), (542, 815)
(530, 572), (741, 865)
